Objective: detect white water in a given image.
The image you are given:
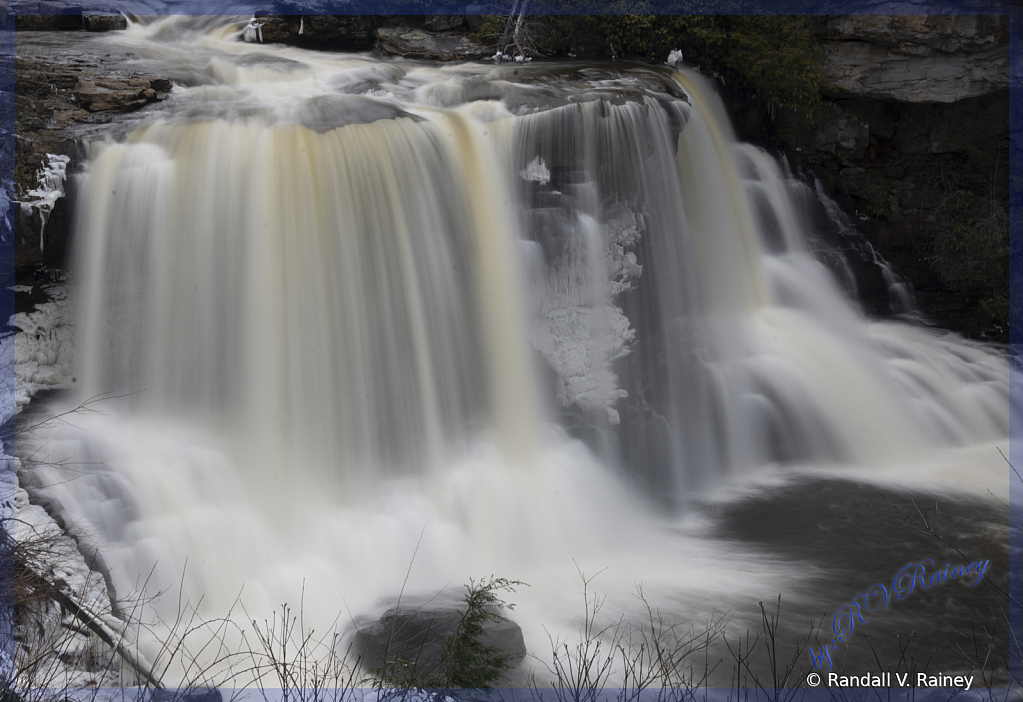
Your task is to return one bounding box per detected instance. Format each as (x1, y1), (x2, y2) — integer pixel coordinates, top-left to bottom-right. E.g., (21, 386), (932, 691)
(19, 16), (1012, 687)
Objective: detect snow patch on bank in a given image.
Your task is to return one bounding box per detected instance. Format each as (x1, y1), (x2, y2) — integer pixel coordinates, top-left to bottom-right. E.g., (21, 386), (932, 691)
(13, 286), (76, 416)
(2, 455), (119, 688)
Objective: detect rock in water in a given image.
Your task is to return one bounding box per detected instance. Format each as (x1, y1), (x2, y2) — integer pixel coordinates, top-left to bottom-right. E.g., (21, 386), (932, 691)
(352, 590), (526, 681)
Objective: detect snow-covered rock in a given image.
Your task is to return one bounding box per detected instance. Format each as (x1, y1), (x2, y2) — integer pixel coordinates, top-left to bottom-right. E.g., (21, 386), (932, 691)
(13, 285), (76, 416)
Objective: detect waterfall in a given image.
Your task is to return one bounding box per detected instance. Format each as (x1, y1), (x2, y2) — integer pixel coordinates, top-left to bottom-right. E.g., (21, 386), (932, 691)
(20, 16), (1012, 685)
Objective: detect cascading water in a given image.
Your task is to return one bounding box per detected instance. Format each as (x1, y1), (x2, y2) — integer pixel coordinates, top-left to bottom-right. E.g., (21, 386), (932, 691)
(18, 15), (1013, 686)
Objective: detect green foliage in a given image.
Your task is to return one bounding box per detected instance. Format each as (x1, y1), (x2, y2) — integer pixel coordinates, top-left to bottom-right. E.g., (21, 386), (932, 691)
(479, 14), (824, 120)
(650, 16), (824, 119)
(434, 577), (524, 689)
(470, 15), (505, 46)
(859, 176), (891, 218)
(930, 187), (1009, 310)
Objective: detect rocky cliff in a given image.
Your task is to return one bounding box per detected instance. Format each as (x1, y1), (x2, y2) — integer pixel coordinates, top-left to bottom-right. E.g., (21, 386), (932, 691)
(820, 15), (1008, 103)
(13, 32), (171, 274)
(755, 14), (1011, 339)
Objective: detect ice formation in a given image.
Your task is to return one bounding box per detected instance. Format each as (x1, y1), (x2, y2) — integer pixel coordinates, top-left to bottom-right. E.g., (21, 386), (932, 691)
(18, 154), (70, 252)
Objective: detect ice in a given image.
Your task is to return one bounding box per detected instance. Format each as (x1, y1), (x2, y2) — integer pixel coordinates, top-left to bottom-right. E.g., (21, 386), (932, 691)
(519, 155), (550, 185)
(13, 290), (76, 414)
(18, 154), (71, 252)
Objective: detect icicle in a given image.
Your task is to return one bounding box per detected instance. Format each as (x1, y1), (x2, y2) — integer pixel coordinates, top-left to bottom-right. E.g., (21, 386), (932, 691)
(18, 153), (70, 253)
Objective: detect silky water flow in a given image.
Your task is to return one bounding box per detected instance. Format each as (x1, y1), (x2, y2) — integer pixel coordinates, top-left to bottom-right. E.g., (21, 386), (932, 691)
(19, 16), (1014, 687)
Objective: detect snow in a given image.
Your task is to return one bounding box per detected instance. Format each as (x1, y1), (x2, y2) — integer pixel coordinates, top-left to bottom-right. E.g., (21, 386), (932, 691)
(605, 209), (644, 296)
(10, 475), (110, 616)
(13, 286), (76, 416)
(2, 450), (118, 688)
(525, 205), (644, 425)
(531, 305), (633, 424)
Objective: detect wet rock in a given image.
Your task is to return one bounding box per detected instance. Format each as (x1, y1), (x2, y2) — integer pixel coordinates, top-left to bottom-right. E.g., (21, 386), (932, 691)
(820, 16), (1009, 103)
(298, 94), (420, 132)
(352, 590), (526, 678)
(377, 26), (484, 61)
(252, 14), (482, 59)
(83, 15), (126, 31)
(814, 105), (869, 158)
(73, 76), (170, 112)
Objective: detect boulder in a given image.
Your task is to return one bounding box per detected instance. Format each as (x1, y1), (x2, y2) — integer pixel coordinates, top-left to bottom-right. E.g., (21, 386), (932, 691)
(352, 590), (526, 680)
(73, 77), (170, 112)
(820, 15), (1009, 103)
(377, 26), (485, 61)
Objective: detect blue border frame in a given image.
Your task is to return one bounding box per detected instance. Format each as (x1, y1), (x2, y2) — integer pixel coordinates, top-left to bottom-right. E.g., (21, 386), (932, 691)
(1, 0), (1018, 698)
(1, 0), (15, 689)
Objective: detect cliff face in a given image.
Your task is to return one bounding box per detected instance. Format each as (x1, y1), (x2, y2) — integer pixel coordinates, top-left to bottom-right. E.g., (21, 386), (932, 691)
(820, 15), (1008, 103)
(754, 14), (1011, 340)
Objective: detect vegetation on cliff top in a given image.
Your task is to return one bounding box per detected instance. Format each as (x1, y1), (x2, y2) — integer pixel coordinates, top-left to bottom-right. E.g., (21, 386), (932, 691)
(476, 12), (825, 118)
